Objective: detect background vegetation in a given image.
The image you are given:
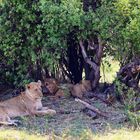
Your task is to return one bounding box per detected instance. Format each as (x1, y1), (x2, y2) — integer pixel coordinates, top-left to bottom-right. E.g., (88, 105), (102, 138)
(0, 0), (139, 87)
(0, 0), (140, 139)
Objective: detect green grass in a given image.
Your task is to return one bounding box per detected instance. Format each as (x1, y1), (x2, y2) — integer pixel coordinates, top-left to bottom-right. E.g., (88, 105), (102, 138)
(0, 128), (140, 140)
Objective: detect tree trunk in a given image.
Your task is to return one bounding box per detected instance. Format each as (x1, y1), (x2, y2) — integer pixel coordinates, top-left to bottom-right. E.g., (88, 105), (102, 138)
(79, 38), (104, 90)
(81, 0), (103, 90)
(66, 31), (84, 83)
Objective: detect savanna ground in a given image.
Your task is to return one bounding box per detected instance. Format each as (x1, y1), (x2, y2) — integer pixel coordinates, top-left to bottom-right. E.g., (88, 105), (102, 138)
(0, 96), (138, 140)
(0, 59), (139, 140)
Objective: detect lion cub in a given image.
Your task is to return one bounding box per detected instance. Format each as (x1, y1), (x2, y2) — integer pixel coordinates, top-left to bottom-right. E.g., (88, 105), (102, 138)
(0, 80), (56, 126)
(70, 80), (92, 98)
(43, 78), (65, 98)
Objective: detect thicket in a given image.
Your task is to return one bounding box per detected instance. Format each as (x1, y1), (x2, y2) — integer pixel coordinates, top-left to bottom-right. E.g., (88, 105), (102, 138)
(0, 0), (139, 87)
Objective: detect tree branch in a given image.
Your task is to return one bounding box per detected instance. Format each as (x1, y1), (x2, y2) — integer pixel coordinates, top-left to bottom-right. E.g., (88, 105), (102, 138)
(75, 98), (108, 118)
(95, 37), (104, 65)
(79, 40), (97, 70)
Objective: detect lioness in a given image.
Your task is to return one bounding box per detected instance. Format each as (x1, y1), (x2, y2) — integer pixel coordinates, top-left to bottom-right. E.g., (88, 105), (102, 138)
(0, 80), (56, 126)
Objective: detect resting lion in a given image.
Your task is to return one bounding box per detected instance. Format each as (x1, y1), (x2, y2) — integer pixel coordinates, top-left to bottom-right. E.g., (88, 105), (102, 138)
(70, 80), (92, 98)
(0, 80), (56, 126)
(43, 78), (65, 98)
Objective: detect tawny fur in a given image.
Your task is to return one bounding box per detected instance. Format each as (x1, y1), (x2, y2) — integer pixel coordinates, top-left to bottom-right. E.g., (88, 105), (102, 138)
(43, 78), (65, 98)
(70, 80), (92, 98)
(0, 80), (56, 126)
(80, 80), (92, 91)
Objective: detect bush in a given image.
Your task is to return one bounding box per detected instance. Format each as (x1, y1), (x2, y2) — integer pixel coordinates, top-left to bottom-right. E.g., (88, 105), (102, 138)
(0, 0), (140, 86)
(0, 0), (84, 86)
(114, 79), (140, 128)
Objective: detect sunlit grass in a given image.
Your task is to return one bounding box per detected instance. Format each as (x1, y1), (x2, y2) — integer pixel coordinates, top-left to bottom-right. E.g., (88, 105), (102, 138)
(94, 129), (140, 140)
(100, 57), (120, 83)
(1, 128), (140, 140)
(82, 56), (120, 83)
(0, 129), (49, 140)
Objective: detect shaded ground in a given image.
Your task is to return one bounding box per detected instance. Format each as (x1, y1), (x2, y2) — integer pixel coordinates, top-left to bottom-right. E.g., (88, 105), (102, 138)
(0, 92), (127, 136)
(43, 96), (127, 135)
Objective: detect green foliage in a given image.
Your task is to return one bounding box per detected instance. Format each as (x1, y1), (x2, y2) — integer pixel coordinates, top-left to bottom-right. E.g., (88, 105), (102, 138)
(0, 0), (84, 85)
(114, 79), (128, 102)
(0, 0), (101, 85)
(0, 0), (140, 85)
(0, 0), (43, 85)
(97, 0), (140, 64)
(126, 111), (140, 129)
(114, 79), (140, 128)
(124, 88), (140, 129)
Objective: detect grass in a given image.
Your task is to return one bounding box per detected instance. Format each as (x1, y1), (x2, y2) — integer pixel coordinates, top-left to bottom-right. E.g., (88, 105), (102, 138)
(94, 129), (140, 140)
(0, 56), (138, 139)
(0, 129), (48, 140)
(0, 128), (140, 140)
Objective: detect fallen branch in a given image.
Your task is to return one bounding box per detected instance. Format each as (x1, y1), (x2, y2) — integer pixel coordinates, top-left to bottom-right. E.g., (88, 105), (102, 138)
(75, 98), (108, 118)
(117, 58), (140, 89)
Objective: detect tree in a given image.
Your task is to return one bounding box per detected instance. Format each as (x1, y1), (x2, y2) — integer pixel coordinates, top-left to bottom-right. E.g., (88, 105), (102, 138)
(0, 0), (139, 89)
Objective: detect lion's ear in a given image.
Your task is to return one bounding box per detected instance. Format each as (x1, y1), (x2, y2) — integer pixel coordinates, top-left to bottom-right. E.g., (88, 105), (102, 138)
(52, 80), (57, 84)
(37, 80), (42, 86)
(45, 82), (49, 86)
(26, 84), (31, 89)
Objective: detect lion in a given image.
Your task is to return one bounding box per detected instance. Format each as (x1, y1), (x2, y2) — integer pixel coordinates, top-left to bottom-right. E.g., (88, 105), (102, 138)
(70, 80), (92, 98)
(80, 80), (92, 91)
(43, 79), (92, 99)
(0, 80), (56, 126)
(43, 78), (65, 98)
